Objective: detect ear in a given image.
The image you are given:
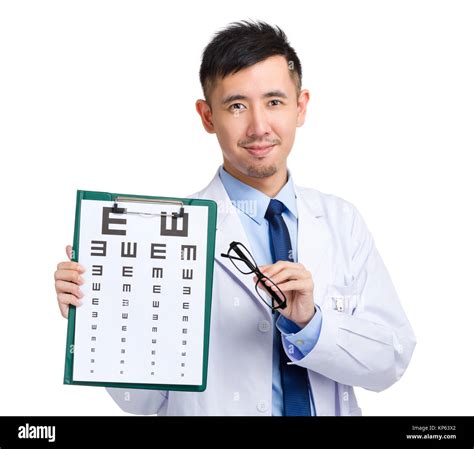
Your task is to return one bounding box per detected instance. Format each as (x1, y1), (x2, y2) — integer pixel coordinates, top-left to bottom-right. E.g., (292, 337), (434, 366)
(296, 89), (310, 127)
(195, 99), (215, 134)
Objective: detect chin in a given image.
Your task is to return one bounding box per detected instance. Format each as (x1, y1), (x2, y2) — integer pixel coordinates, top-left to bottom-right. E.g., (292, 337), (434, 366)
(245, 163), (278, 178)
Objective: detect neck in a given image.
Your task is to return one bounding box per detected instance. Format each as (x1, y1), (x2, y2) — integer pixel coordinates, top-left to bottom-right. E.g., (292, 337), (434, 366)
(222, 162), (288, 197)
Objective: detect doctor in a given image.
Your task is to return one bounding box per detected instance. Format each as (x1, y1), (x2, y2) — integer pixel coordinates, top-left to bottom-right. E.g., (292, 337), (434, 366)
(54, 20), (416, 416)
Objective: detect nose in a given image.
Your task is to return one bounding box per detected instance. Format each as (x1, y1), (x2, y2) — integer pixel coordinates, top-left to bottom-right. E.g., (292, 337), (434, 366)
(246, 106), (271, 139)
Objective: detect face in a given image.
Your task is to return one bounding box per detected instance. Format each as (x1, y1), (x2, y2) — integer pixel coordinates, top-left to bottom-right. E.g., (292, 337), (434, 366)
(196, 55), (309, 184)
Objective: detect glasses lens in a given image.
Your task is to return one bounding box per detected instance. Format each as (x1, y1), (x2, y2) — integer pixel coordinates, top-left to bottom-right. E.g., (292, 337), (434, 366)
(255, 275), (286, 310)
(229, 243), (257, 274)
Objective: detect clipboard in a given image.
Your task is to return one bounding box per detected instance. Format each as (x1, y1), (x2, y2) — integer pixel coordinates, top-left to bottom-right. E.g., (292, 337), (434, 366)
(63, 190), (217, 392)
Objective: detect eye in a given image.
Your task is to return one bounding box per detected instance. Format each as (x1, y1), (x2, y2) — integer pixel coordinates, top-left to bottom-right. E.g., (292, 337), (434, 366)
(269, 99), (283, 106)
(229, 103), (246, 112)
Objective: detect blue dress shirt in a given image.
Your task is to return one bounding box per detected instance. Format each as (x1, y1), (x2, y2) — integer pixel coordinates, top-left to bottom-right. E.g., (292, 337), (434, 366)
(218, 165), (323, 416)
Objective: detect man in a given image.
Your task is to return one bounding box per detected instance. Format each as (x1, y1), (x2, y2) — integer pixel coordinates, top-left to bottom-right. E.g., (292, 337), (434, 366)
(54, 20), (416, 416)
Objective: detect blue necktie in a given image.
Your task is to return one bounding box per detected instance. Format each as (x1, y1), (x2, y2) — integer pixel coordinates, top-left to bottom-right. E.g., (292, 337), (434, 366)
(264, 199), (312, 416)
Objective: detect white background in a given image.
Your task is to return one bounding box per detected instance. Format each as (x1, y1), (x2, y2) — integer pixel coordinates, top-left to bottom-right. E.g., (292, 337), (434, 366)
(0, 0), (473, 415)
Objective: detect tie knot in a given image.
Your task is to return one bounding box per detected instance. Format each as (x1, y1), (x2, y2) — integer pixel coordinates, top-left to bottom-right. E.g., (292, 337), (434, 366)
(265, 199), (286, 220)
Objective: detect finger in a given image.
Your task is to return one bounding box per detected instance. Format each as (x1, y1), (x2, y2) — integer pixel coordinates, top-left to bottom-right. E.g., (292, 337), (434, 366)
(54, 280), (84, 298)
(258, 260), (293, 277)
(264, 268), (308, 286)
(274, 279), (312, 292)
(57, 292), (82, 319)
(260, 261), (304, 270)
(58, 292), (82, 308)
(66, 245), (73, 261)
(255, 277), (274, 291)
(54, 269), (84, 284)
(56, 261), (86, 272)
(58, 302), (69, 319)
(255, 280), (285, 303)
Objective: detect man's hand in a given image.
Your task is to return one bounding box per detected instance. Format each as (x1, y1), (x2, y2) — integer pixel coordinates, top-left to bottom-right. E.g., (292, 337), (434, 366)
(253, 261), (316, 328)
(54, 245), (86, 318)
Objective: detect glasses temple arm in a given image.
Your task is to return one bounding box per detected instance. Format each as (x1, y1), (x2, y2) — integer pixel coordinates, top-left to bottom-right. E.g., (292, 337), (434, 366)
(220, 252), (257, 272)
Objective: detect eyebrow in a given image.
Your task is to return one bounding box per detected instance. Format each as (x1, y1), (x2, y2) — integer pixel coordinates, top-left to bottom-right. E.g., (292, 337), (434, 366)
(222, 90), (288, 105)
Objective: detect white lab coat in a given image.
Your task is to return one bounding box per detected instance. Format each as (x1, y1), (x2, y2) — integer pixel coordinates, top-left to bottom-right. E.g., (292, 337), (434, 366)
(107, 169), (416, 416)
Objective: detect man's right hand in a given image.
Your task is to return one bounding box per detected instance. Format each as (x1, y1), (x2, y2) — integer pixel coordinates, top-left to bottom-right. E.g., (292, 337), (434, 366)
(54, 245), (86, 318)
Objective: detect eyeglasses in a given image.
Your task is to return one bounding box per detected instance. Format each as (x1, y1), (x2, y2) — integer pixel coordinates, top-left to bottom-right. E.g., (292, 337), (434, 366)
(220, 241), (287, 311)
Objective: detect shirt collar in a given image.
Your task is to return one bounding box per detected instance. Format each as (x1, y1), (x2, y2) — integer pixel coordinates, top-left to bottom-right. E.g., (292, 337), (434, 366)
(218, 165), (298, 225)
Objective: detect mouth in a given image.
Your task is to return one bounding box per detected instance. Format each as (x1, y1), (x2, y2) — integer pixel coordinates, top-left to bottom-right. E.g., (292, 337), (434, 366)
(243, 144), (276, 157)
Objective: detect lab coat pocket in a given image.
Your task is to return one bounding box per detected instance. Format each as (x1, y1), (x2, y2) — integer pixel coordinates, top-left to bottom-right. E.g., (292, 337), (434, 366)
(324, 281), (361, 315)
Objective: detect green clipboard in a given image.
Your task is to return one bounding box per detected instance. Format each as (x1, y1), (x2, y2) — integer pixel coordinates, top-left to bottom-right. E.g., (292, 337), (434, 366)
(64, 190), (217, 392)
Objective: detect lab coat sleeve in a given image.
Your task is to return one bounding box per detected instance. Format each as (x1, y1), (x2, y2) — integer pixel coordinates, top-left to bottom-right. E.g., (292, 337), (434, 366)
(288, 204), (417, 392)
(105, 387), (168, 415)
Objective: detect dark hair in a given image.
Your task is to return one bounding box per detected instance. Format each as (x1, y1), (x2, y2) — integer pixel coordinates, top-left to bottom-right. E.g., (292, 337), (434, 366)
(199, 20), (302, 104)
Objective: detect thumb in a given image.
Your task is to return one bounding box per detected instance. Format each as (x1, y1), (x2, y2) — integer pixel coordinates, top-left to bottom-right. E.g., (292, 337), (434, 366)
(65, 245), (73, 261)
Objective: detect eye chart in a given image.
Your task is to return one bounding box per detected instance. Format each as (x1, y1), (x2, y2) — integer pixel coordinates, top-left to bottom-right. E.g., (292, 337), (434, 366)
(64, 191), (217, 391)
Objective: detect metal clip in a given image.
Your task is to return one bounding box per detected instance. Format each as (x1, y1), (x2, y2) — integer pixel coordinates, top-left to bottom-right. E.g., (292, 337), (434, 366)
(111, 197), (185, 218)
(333, 296), (345, 312)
